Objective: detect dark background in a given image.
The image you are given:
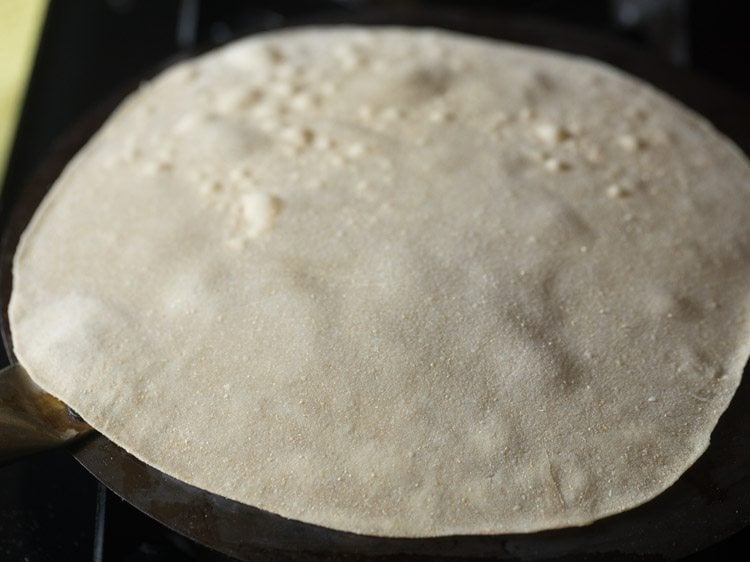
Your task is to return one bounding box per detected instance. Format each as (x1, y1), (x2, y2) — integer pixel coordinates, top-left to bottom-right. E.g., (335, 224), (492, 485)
(0, 1), (748, 560)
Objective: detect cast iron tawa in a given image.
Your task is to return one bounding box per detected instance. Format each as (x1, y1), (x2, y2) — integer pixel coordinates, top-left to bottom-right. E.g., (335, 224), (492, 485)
(1, 8), (749, 561)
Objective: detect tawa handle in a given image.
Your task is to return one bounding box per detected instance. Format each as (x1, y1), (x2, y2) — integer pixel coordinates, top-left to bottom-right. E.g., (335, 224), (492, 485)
(0, 363), (92, 465)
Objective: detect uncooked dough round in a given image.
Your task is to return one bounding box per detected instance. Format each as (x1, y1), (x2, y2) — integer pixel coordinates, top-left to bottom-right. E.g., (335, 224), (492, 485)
(9, 27), (750, 537)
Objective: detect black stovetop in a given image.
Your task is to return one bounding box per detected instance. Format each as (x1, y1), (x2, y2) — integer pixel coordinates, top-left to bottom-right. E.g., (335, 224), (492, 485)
(1, 2), (749, 560)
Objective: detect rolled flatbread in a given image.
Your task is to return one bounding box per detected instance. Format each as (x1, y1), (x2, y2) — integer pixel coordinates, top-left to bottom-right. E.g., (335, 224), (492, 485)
(9, 27), (750, 536)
